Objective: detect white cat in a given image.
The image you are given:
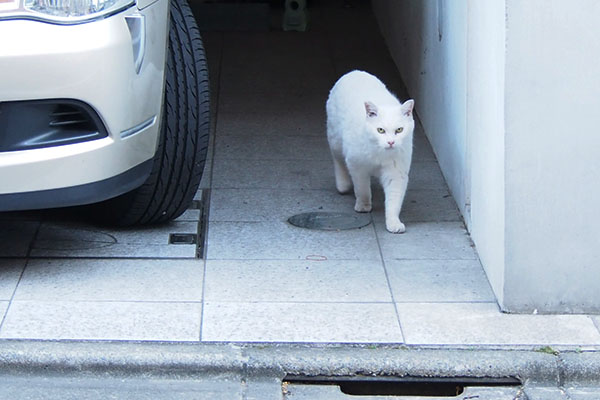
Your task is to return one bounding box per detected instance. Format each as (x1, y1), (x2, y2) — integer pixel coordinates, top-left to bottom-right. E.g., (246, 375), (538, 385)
(326, 70), (415, 233)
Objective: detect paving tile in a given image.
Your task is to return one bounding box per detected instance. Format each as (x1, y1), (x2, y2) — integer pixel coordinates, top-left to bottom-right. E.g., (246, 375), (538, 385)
(376, 221), (478, 260)
(0, 259), (26, 300)
(332, 57), (408, 98)
(0, 221), (39, 257)
(221, 32), (331, 67)
(407, 161), (448, 191)
(397, 303), (600, 346)
(14, 259), (204, 302)
(0, 210), (43, 221)
(215, 122), (433, 161)
(212, 158), (334, 190)
(327, 21), (390, 55)
(204, 259), (391, 302)
(220, 57), (336, 96)
(212, 159), (444, 192)
(218, 90), (327, 116)
(310, 1), (380, 33)
(0, 301), (202, 341)
(413, 128), (437, 162)
(215, 135), (331, 161)
(386, 259), (495, 302)
(31, 221), (199, 258)
(199, 162), (213, 190)
(371, 189), (461, 223)
(206, 221), (380, 260)
(220, 69), (335, 98)
(328, 27), (407, 91)
(209, 188), (355, 222)
(216, 111), (326, 138)
(174, 208), (201, 222)
(202, 302), (403, 343)
(200, 31), (223, 94)
(0, 301), (8, 320)
(215, 123), (434, 162)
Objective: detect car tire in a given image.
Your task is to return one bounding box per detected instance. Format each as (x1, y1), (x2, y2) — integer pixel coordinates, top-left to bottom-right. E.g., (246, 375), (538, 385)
(93, 0), (210, 226)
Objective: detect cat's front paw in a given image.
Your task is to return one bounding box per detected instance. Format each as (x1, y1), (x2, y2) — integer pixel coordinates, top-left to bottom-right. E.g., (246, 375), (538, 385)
(354, 202), (372, 213)
(386, 219), (406, 234)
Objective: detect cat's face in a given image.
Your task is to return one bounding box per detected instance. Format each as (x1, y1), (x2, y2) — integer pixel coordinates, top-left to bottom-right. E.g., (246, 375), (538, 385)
(364, 100), (415, 151)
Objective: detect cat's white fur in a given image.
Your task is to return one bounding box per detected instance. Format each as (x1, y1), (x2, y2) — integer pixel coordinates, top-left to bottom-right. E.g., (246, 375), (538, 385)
(326, 70), (415, 233)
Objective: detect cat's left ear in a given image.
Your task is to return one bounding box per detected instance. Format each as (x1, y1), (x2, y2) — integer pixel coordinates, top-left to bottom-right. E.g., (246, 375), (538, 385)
(401, 99), (415, 117)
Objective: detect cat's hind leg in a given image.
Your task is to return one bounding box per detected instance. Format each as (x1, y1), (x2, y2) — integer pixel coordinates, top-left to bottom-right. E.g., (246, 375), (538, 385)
(349, 166), (372, 212)
(332, 155), (353, 194)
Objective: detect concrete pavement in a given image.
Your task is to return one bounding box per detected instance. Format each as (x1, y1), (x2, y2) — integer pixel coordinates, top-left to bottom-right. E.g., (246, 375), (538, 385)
(0, 1), (599, 398)
(0, 341), (599, 399)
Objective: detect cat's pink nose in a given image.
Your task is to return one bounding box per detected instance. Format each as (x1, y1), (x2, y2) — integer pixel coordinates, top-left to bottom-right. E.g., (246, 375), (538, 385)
(387, 141), (395, 147)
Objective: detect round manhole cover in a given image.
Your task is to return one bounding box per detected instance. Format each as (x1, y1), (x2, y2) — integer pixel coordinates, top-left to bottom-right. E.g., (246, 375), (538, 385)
(288, 212), (371, 231)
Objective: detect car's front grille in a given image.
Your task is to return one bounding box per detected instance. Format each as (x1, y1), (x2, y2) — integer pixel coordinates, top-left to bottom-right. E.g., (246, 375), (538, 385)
(0, 99), (108, 152)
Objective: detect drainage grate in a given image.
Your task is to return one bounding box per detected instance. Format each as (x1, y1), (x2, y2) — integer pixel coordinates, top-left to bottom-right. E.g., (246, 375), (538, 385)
(288, 212), (371, 231)
(169, 233), (197, 245)
(283, 376), (521, 398)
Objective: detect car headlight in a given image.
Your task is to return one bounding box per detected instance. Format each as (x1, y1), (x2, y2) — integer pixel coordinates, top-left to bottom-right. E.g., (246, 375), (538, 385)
(0, 0), (134, 24)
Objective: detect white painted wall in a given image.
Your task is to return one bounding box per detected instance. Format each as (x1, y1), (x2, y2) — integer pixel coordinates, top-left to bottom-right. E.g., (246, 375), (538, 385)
(466, 1), (506, 307)
(373, 0), (600, 312)
(503, 0), (600, 312)
(372, 0), (468, 218)
(373, 0), (504, 298)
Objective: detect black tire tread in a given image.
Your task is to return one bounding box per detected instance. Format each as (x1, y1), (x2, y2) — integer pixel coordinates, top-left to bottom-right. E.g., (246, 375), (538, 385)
(95, 0), (210, 226)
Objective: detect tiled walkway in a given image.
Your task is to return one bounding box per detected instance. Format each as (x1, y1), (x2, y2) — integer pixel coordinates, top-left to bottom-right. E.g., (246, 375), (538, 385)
(197, 2), (600, 346)
(0, 1), (598, 347)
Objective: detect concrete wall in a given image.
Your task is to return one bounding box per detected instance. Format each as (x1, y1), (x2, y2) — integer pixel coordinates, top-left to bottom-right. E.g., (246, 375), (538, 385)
(372, 0), (502, 301)
(503, 0), (600, 313)
(465, 1), (506, 307)
(373, 0), (600, 313)
(372, 0), (468, 218)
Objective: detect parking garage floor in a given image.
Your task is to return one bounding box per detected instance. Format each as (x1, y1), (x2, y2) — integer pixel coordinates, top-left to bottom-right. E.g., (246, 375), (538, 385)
(0, 0), (599, 348)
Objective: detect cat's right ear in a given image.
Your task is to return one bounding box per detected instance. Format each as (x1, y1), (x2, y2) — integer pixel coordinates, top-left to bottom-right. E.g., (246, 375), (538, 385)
(365, 101), (378, 118)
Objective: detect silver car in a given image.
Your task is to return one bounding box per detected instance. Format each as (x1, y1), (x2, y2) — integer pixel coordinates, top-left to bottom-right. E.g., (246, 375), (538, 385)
(0, 0), (210, 225)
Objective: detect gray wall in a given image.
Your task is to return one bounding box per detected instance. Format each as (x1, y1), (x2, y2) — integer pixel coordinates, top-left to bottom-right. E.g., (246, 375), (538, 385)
(503, 0), (600, 312)
(371, 0), (469, 220)
(373, 0), (600, 313)
(466, 0), (506, 306)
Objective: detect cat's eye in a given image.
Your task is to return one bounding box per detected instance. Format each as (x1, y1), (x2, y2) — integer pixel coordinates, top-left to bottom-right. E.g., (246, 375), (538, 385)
(395, 127), (404, 134)
(377, 128), (386, 134)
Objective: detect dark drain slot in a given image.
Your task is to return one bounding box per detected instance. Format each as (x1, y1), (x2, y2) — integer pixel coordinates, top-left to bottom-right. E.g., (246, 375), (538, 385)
(340, 380), (462, 396)
(196, 189), (211, 259)
(169, 233), (197, 245)
(284, 376), (521, 397)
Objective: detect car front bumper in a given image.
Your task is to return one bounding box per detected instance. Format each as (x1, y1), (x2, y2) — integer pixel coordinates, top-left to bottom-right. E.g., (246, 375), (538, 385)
(0, 0), (169, 210)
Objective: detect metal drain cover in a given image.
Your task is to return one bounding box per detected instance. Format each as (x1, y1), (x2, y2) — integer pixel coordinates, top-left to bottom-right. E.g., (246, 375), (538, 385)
(169, 233), (197, 245)
(288, 212), (371, 231)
